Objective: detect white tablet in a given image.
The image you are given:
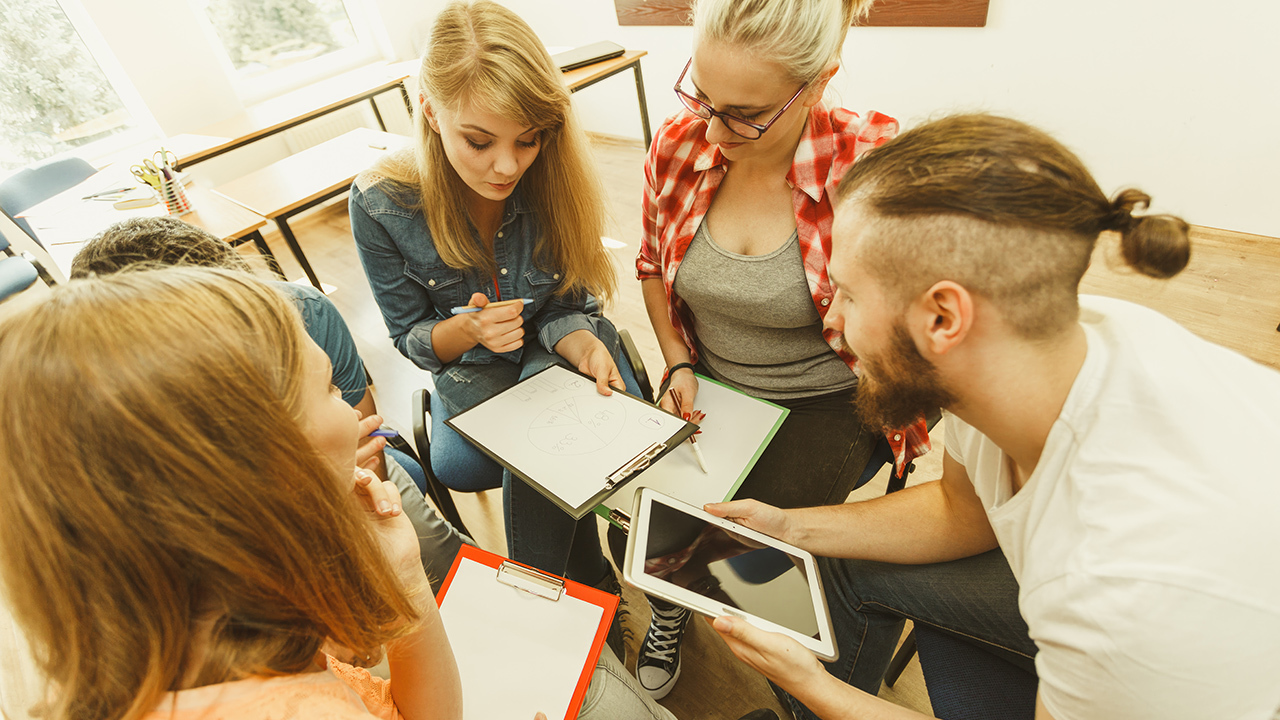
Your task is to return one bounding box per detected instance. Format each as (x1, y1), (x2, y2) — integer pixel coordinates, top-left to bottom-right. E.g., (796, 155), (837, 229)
(622, 488), (838, 661)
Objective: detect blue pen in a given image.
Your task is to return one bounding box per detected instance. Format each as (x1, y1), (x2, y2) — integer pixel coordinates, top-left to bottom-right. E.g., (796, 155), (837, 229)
(450, 297), (533, 315)
(369, 429), (399, 438)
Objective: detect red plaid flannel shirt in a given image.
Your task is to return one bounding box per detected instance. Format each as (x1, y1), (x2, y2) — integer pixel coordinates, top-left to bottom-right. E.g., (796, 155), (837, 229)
(636, 105), (931, 473)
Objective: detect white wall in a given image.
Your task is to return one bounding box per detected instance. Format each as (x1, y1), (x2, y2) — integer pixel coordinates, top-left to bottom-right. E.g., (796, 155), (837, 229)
(69, 0), (1280, 236)
(498, 0), (1280, 238)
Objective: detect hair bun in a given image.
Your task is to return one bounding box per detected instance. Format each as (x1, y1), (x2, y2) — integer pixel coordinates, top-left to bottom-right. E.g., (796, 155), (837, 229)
(1108, 189), (1192, 279)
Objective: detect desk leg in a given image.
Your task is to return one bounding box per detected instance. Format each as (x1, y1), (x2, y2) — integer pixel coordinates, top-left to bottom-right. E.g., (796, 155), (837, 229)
(369, 97), (387, 131)
(633, 62), (652, 150)
(242, 229), (287, 280)
(274, 217), (323, 290)
(398, 81), (414, 119)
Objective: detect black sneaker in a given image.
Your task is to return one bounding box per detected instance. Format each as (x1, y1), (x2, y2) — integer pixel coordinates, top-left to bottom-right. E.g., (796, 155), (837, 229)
(636, 597), (692, 699)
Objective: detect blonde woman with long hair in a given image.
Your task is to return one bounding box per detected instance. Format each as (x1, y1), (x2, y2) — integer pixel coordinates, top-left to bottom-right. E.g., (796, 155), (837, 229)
(631, 0), (932, 700)
(351, 1), (638, 593)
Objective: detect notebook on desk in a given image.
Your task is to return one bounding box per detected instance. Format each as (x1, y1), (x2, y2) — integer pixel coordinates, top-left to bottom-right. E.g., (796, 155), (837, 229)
(552, 41), (626, 71)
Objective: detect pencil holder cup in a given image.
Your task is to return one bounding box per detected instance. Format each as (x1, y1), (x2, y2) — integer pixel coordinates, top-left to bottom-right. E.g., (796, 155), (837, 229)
(160, 175), (193, 215)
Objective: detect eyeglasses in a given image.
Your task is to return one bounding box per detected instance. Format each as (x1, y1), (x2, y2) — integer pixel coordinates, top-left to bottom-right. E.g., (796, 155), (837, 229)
(673, 59), (806, 140)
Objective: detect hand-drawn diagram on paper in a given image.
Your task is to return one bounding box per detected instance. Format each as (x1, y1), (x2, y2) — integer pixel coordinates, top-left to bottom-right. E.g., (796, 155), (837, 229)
(447, 365), (688, 509)
(529, 395), (626, 455)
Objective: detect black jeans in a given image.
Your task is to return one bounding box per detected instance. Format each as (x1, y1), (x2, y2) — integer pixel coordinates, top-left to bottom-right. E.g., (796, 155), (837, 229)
(784, 549), (1037, 720)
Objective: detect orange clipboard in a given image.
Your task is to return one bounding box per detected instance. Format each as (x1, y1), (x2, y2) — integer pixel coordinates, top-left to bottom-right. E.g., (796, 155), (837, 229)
(435, 545), (618, 720)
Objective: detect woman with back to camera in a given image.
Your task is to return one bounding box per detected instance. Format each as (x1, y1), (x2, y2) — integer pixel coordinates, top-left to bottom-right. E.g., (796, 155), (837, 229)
(632, 0), (931, 699)
(0, 268), (461, 720)
(351, 1), (639, 594)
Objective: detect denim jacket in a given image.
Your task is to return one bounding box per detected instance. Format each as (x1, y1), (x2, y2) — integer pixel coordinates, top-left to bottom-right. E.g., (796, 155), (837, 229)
(350, 173), (601, 375)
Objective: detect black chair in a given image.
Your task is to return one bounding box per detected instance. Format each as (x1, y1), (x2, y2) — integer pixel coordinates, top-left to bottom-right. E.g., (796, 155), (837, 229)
(911, 624), (1038, 720)
(410, 328), (653, 540)
(0, 157), (97, 246)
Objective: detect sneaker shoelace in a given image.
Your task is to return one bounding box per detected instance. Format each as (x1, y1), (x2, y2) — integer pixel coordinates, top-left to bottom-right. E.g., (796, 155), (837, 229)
(643, 604), (689, 663)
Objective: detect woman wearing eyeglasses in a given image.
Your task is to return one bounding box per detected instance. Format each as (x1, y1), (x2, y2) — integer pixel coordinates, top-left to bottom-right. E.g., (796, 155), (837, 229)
(633, 0), (929, 699)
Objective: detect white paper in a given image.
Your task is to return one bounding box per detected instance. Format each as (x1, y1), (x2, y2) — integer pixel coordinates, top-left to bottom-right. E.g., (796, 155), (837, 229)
(601, 377), (787, 514)
(449, 365), (686, 508)
(439, 557), (603, 720)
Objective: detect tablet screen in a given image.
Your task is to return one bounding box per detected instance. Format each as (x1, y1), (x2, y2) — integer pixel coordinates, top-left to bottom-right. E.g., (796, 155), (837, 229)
(641, 500), (820, 638)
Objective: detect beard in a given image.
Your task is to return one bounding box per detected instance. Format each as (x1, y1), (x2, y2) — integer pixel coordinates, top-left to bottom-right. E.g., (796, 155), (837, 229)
(849, 323), (955, 431)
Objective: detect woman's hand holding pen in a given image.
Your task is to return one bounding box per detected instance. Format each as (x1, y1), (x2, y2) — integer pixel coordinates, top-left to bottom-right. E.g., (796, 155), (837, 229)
(460, 292), (525, 353)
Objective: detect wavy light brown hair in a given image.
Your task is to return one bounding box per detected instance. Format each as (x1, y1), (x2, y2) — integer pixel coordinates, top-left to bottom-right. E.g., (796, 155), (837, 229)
(836, 113), (1192, 338)
(0, 268), (422, 720)
(371, 0), (616, 302)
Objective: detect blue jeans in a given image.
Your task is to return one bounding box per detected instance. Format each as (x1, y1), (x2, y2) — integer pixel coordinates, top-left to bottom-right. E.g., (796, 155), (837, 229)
(784, 549), (1037, 720)
(429, 318), (639, 581)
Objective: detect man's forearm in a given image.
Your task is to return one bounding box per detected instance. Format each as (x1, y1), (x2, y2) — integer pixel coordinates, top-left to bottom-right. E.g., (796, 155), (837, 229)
(787, 480), (997, 564)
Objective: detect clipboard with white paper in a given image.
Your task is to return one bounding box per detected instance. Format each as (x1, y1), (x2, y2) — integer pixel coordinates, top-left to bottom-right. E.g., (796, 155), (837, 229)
(595, 374), (789, 529)
(445, 364), (698, 518)
(436, 545), (618, 720)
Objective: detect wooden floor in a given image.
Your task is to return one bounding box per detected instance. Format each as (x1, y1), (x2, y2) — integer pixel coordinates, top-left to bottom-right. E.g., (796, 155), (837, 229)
(238, 135), (1280, 720)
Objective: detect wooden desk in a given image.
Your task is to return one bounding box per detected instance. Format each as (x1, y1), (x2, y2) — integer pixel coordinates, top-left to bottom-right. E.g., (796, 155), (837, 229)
(563, 50), (651, 148)
(214, 128), (411, 289)
(169, 61), (416, 170)
(18, 166), (277, 279)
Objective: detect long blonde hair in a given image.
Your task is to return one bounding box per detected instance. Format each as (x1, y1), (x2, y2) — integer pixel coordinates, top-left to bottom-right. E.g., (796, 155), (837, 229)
(0, 269), (422, 720)
(372, 0), (616, 303)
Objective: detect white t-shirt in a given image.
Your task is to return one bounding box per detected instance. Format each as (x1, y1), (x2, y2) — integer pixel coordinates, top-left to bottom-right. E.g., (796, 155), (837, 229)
(945, 296), (1280, 720)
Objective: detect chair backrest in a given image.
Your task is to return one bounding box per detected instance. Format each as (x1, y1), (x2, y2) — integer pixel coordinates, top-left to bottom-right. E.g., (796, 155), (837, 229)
(0, 157), (97, 245)
(0, 256), (39, 304)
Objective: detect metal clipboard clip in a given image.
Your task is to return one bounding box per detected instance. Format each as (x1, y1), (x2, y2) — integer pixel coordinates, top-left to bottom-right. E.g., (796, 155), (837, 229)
(605, 441), (666, 490)
(496, 561), (565, 601)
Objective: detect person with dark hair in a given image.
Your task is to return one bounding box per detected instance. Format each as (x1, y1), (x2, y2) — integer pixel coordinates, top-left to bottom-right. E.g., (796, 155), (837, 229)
(703, 114), (1280, 719)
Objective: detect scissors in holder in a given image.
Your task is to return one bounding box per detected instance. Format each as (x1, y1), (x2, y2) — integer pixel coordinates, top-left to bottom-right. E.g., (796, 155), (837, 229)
(153, 148), (178, 170)
(131, 160), (164, 189)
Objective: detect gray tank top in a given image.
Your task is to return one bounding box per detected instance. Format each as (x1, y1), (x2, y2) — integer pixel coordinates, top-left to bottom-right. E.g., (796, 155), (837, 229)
(672, 219), (857, 399)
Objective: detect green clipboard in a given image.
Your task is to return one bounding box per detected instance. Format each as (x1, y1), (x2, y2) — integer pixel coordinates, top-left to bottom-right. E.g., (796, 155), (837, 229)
(595, 373), (789, 529)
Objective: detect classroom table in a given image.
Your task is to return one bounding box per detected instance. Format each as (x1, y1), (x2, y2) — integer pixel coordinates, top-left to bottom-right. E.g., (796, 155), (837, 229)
(212, 128), (411, 290)
(563, 50), (652, 148)
(166, 61), (417, 171)
(17, 165), (279, 280)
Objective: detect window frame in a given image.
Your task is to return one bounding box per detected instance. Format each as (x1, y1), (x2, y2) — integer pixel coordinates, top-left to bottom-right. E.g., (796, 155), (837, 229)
(189, 0), (385, 105)
(0, 0), (160, 174)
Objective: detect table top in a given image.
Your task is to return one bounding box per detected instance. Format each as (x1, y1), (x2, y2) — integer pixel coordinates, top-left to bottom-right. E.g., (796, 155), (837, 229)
(170, 61), (417, 168)
(19, 165), (267, 277)
(563, 50), (647, 91)
(213, 127), (411, 219)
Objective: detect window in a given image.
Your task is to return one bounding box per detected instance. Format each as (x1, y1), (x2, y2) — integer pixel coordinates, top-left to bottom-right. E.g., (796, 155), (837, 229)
(193, 0), (379, 99)
(0, 0), (142, 172)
